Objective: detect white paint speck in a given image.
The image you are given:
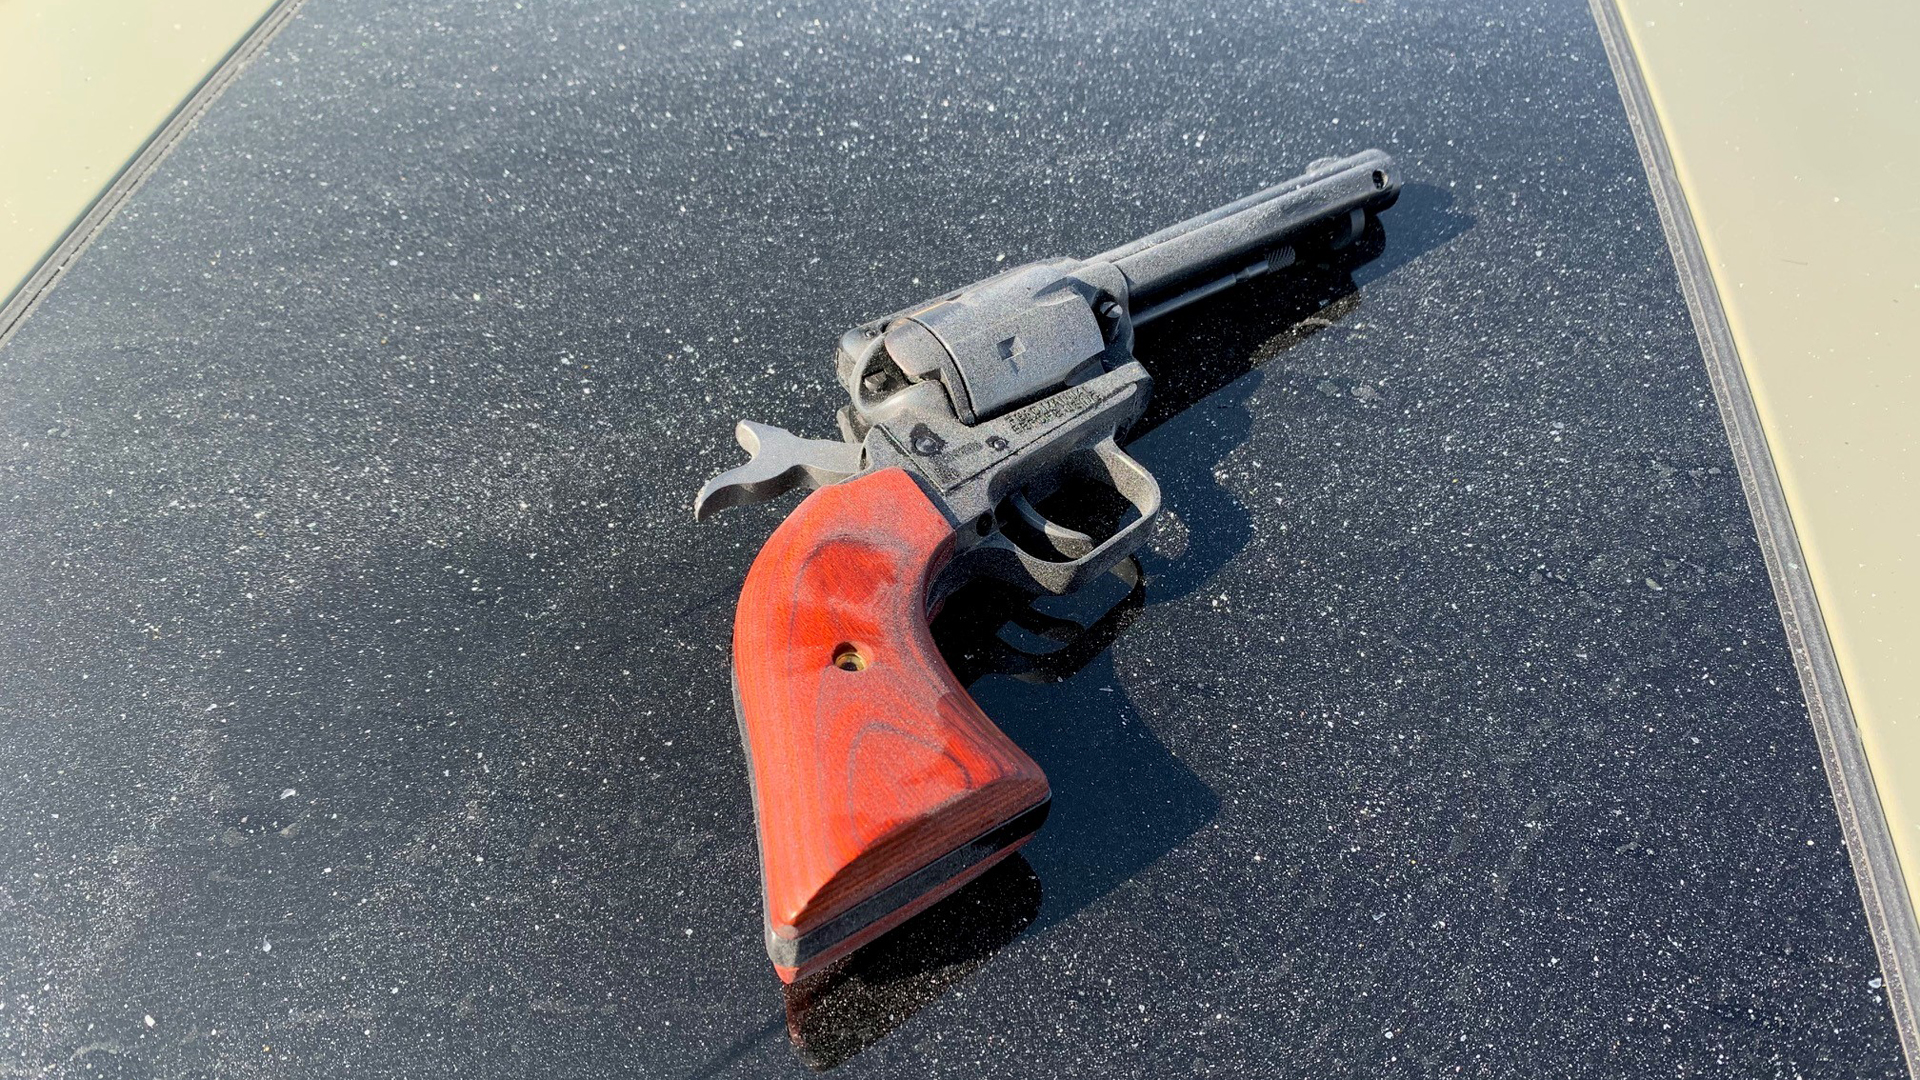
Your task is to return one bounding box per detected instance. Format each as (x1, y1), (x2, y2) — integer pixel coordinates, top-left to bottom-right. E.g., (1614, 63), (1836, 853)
(144, 1014), (156, 1028)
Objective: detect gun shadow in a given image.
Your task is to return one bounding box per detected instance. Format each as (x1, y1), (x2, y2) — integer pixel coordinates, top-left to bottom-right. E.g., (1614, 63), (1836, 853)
(779, 855), (1044, 1070)
(780, 184), (1471, 1069)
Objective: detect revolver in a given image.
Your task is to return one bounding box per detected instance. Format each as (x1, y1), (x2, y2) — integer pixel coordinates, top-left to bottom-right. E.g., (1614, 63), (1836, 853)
(694, 150), (1401, 982)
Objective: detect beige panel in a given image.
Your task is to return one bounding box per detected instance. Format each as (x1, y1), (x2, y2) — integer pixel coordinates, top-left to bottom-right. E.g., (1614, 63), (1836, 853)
(1615, 2), (1920, 884)
(0, 0), (279, 301)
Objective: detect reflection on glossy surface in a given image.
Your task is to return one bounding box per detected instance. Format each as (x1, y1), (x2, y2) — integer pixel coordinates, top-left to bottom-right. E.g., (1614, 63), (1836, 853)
(784, 855), (1043, 1070)
(1134, 217), (1387, 437)
(936, 559), (1145, 688)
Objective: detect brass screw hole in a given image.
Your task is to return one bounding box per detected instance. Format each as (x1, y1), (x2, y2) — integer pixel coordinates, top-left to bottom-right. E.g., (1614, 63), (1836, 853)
(831, 645), (867, 672)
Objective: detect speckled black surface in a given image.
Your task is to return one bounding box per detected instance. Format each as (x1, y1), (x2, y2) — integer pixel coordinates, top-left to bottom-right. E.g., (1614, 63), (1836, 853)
(0, 0), (1902, 1076)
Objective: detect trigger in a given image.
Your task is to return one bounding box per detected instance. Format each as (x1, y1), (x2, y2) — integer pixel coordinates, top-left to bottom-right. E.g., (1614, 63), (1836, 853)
(1007, 492), (1095, 560)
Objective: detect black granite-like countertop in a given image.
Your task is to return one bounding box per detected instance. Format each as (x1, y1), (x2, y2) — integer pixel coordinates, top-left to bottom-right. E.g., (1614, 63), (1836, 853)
(0, 0), (1900, 1075)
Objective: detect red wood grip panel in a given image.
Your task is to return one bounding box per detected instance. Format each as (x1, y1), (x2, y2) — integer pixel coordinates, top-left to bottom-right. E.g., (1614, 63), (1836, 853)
(733, 467), (1050, 981)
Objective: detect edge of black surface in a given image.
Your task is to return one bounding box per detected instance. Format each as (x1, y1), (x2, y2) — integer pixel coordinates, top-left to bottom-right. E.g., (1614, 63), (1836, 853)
(1, 1), (1907, 1069)
(1589, 0), (1920, 1070)
(0, 0), (308, 342)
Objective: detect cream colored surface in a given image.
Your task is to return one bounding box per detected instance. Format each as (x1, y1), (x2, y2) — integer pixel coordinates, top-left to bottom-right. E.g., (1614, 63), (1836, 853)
(0, 0), (278, 302)
(1615, 1), (1920, 885)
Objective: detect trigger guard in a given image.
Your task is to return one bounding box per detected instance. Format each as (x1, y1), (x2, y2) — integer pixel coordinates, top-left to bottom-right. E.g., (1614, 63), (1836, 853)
(953, 435), (1162, 598)
(950, 513), (1152, 599)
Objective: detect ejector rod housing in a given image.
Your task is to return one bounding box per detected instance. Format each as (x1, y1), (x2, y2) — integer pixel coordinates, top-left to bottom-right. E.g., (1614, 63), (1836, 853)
(1098, 148), (1399, 321)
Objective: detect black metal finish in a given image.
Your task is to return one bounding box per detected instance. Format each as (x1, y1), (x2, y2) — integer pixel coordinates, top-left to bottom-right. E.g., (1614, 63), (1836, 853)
(0, 0), (1901, 1076)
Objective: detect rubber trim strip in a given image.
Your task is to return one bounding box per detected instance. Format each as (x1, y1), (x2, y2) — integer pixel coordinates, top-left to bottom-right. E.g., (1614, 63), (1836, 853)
(1589, 1), (1920, 1071)
(0, 0), (307, 346)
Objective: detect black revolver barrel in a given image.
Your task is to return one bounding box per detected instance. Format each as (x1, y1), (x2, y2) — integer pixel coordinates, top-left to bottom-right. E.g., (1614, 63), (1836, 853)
(1095, 149), (1401, 325)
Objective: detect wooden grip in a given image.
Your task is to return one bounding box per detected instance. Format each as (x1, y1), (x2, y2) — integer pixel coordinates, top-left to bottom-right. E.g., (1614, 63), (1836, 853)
(733, 468), (1050, 981)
